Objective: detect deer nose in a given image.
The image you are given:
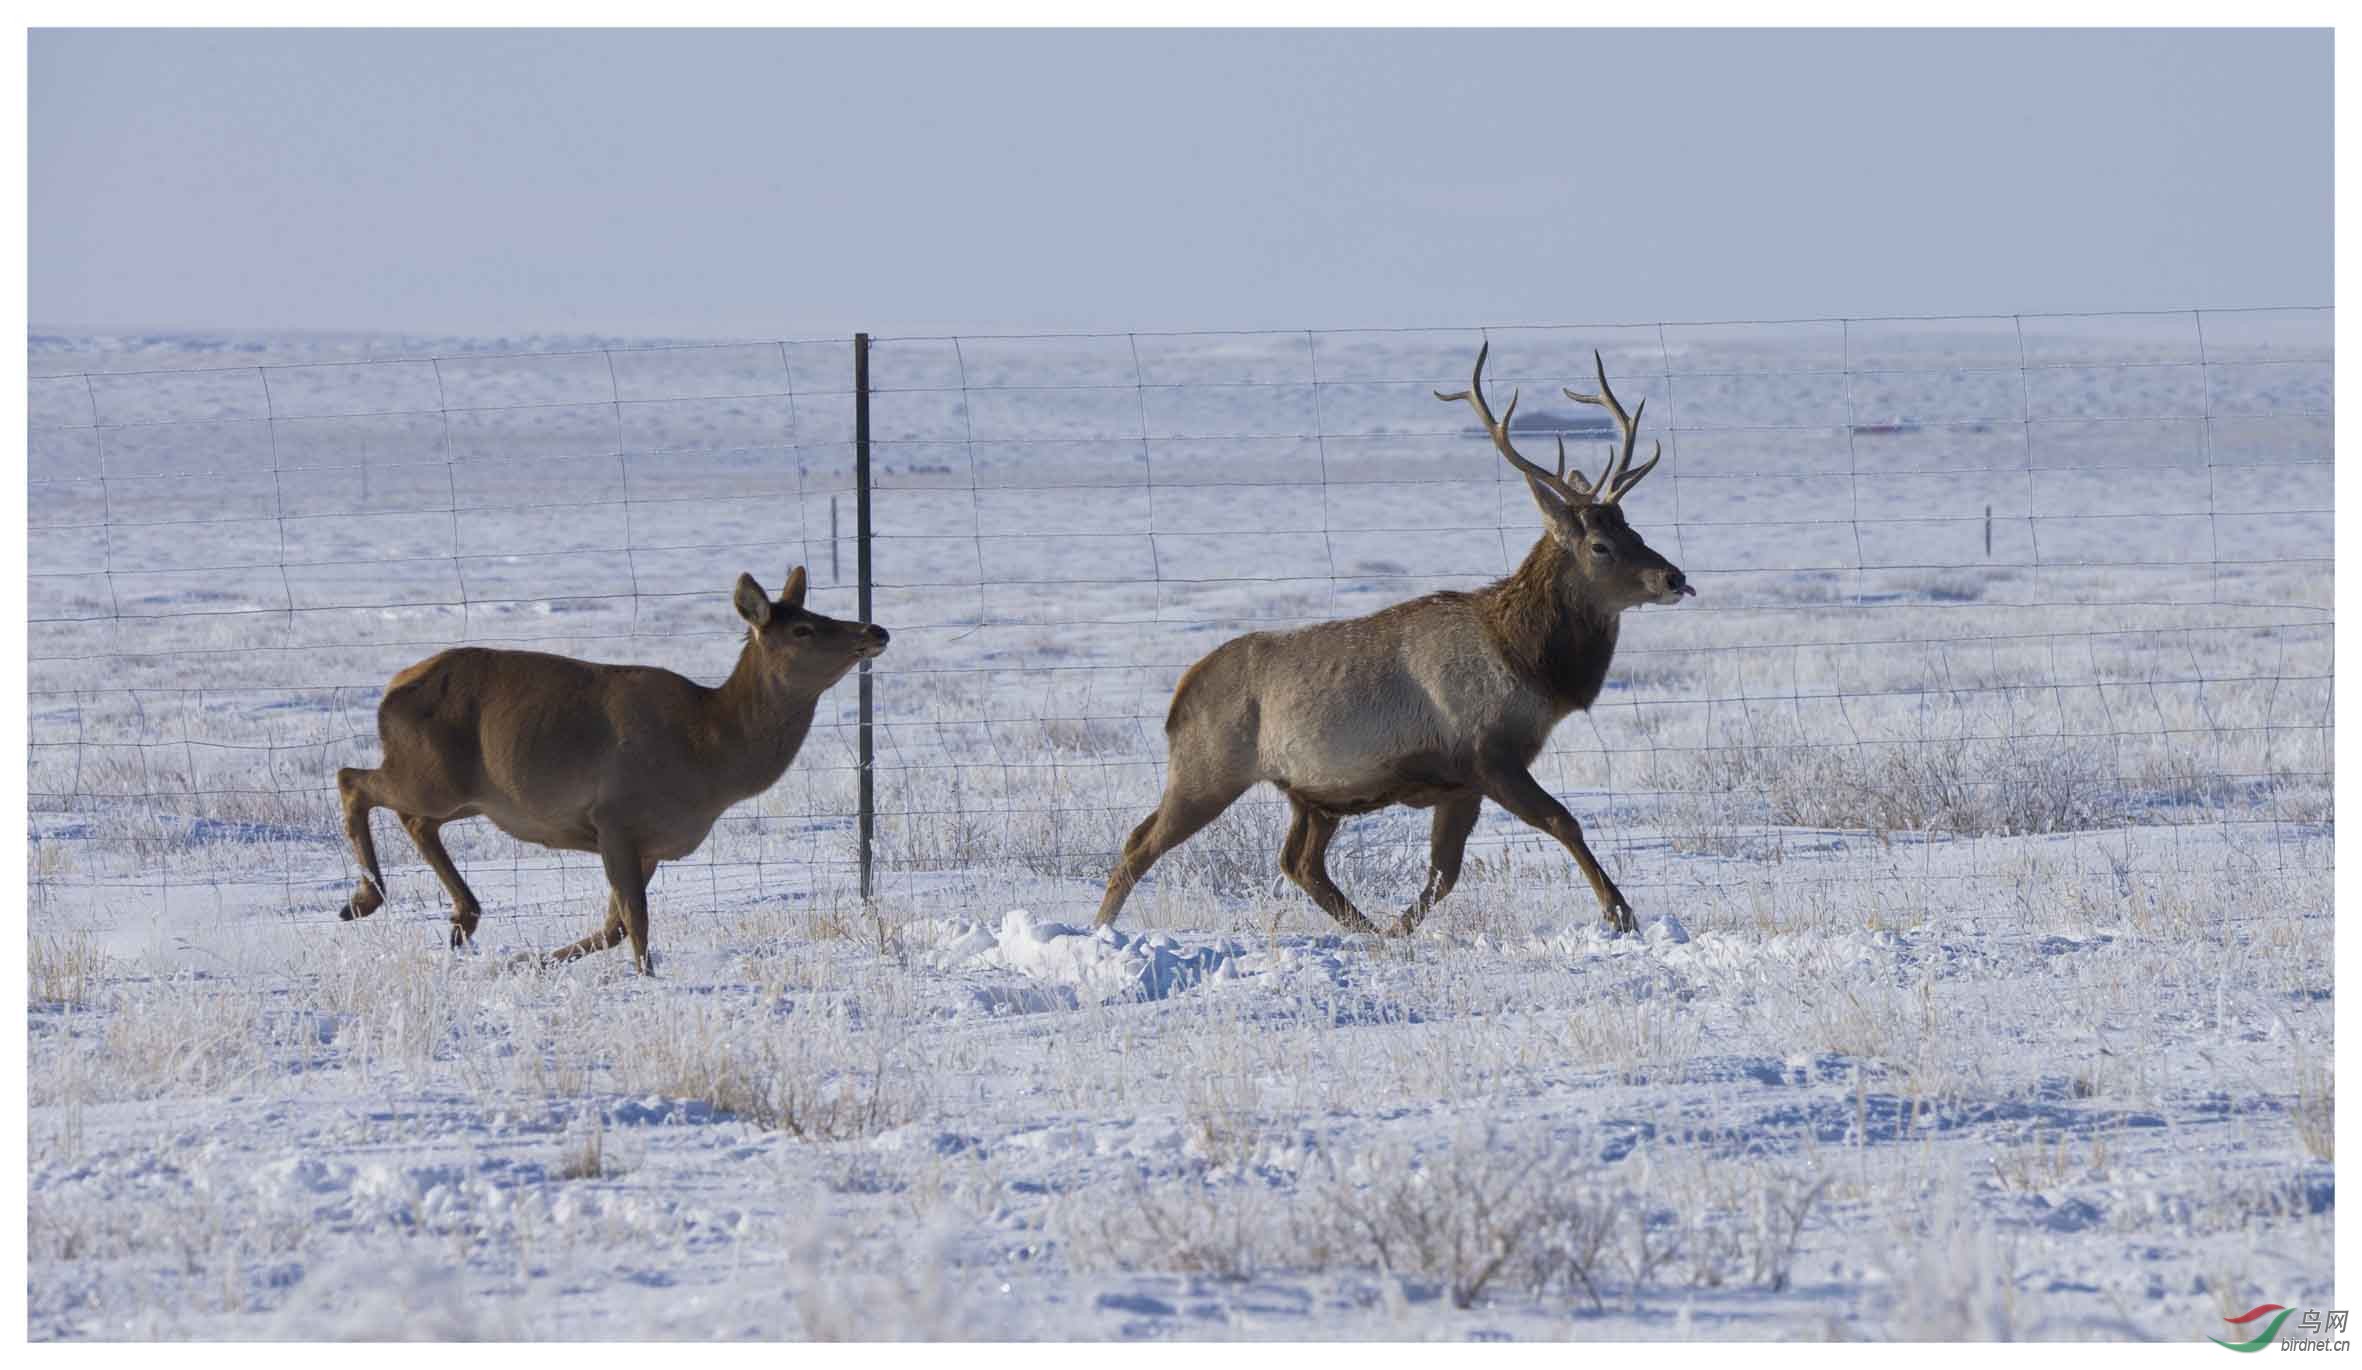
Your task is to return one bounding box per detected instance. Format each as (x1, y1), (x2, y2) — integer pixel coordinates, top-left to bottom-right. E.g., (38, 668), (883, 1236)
(868, 625), (891, 645)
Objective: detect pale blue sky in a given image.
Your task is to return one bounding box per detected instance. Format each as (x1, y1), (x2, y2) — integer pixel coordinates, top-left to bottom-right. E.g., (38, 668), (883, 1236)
(29, 28), (2333, 337)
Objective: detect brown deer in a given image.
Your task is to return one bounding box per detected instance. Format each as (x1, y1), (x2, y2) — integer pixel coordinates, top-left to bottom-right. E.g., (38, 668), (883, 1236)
(1095, 344), (1691, 937)
(334, 566), (888, 973)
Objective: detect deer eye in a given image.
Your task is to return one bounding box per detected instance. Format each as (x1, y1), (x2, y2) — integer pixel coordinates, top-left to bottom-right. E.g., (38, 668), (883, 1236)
(791, 623), (815, 639)
(1588, 540), (1615, 557)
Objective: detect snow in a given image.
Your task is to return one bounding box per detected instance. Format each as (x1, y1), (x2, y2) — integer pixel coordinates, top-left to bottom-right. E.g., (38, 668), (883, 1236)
(25, 324), (2335, 1340)
(931, 909), (1307, 1003)
(25, 877), (2336, 1340)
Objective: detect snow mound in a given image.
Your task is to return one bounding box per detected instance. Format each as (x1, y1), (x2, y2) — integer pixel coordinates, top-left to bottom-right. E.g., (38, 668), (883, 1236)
(1543, 909), (1691, 954)
(930, 909), (1253, 1003)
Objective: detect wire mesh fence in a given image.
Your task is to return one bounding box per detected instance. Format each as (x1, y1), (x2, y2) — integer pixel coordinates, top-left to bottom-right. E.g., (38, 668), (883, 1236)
(26, 308), (2334, 940)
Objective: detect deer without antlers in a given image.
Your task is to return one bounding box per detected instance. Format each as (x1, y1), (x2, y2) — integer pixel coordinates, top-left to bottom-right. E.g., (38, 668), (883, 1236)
(334, 567), (889, 973)
(1095, 343), (1691, 937)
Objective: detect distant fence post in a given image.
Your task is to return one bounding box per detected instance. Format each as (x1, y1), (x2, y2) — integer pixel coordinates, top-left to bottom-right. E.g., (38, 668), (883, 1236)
(854, 332), (876, 902)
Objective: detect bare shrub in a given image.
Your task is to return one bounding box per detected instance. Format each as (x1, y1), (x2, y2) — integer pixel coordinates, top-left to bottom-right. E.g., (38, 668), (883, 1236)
(1678, 724), (2126, 840)
(786, 1221), (991, 1340)
(1059, 1131), (1829, 1310)
(1519, 1188), (1620, 1311)
(1315, 1136), (1560, 1308)
(1069, 1177), (1301, 1282)
(1054, 1133), (1571, 1301)
(1678, 1168), (1829, 1293)
(1878, 1212), (2029, 1339)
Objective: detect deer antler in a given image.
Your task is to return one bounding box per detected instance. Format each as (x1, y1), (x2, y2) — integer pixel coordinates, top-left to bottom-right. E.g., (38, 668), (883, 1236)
(1436, 341), (1597, 506)
(1562, 350), (1662, 505)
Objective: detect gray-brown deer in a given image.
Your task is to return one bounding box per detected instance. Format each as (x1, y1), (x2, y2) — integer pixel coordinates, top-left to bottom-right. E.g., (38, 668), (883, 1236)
(334, 566), (888, 973)
(1095, 344), (1691, 937)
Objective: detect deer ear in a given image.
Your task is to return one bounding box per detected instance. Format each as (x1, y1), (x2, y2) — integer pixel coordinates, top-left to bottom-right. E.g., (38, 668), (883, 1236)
(1522, 473), (1582, 531)
(733, 573), (772, 627)
(781, 565), (808, 609)
(1532, 484), (1599, 553)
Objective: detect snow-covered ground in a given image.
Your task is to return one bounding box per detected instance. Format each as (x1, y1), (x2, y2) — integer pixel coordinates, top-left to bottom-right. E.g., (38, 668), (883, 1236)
(26, 320), (2334, 1339)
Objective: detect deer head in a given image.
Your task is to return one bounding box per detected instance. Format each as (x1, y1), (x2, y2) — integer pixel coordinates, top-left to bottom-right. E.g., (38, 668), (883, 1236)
(731, 565), (890, 691)
(1437, 343), (1693, 611)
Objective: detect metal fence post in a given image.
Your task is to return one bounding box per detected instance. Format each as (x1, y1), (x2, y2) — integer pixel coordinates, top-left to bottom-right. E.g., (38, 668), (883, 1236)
(855, 333), (876, 902)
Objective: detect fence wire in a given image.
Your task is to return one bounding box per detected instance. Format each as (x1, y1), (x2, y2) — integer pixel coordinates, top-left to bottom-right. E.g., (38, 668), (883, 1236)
(26, 309), (2334, 939)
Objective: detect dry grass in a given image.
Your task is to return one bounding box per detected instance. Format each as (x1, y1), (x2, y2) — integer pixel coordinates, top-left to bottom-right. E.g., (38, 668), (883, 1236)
(1673, 728), (2126, 843)
(28, 930), (108, 1012)
(557, 1116), (619, 1181)
(2294, 1057), (2335, 1162)
(615, 1002), (927, 1142)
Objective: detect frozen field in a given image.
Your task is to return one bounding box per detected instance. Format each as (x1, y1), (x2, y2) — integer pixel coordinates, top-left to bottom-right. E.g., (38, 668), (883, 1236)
(26, 317), (2335, 1340)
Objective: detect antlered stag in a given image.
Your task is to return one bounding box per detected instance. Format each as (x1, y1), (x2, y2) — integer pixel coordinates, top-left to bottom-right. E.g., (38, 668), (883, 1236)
(334, 566), (888, 973)
(1095, 344), (1692, 937)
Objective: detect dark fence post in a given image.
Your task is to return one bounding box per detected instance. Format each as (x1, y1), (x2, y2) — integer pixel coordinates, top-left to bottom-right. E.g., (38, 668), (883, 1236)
(855, 333), (876, 902)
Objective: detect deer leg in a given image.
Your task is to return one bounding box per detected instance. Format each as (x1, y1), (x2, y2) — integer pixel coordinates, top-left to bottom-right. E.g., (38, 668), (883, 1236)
(1279, 799), (1312, 878)
(1475, 764), (1635, 933)
(1395, 791), (1482, 937)
(1093, 779), (1250, 929)
(596, 841), (656, 976)
(1284, 803), (1382, 936)
(335, 767), (390, 922)
(548, 858), (656, 967)
(550, 893), (627, 963)
(400, 814), (483, 947)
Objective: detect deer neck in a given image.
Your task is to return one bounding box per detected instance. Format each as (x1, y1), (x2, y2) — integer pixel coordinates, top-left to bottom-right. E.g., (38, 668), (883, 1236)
(1481, 536), (1622, 712)
(708, 644), (823, 792)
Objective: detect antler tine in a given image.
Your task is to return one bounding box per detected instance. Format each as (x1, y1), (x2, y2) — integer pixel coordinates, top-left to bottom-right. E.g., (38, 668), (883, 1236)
(1558, 434), (1615, 498)
(1430, 337), (1483, 405)
(1562, 349), (1663, 505)
(1610, 440), (1664, 500)
(1435, 342), (1589, 504)
(1552, 434), (1601, 497)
